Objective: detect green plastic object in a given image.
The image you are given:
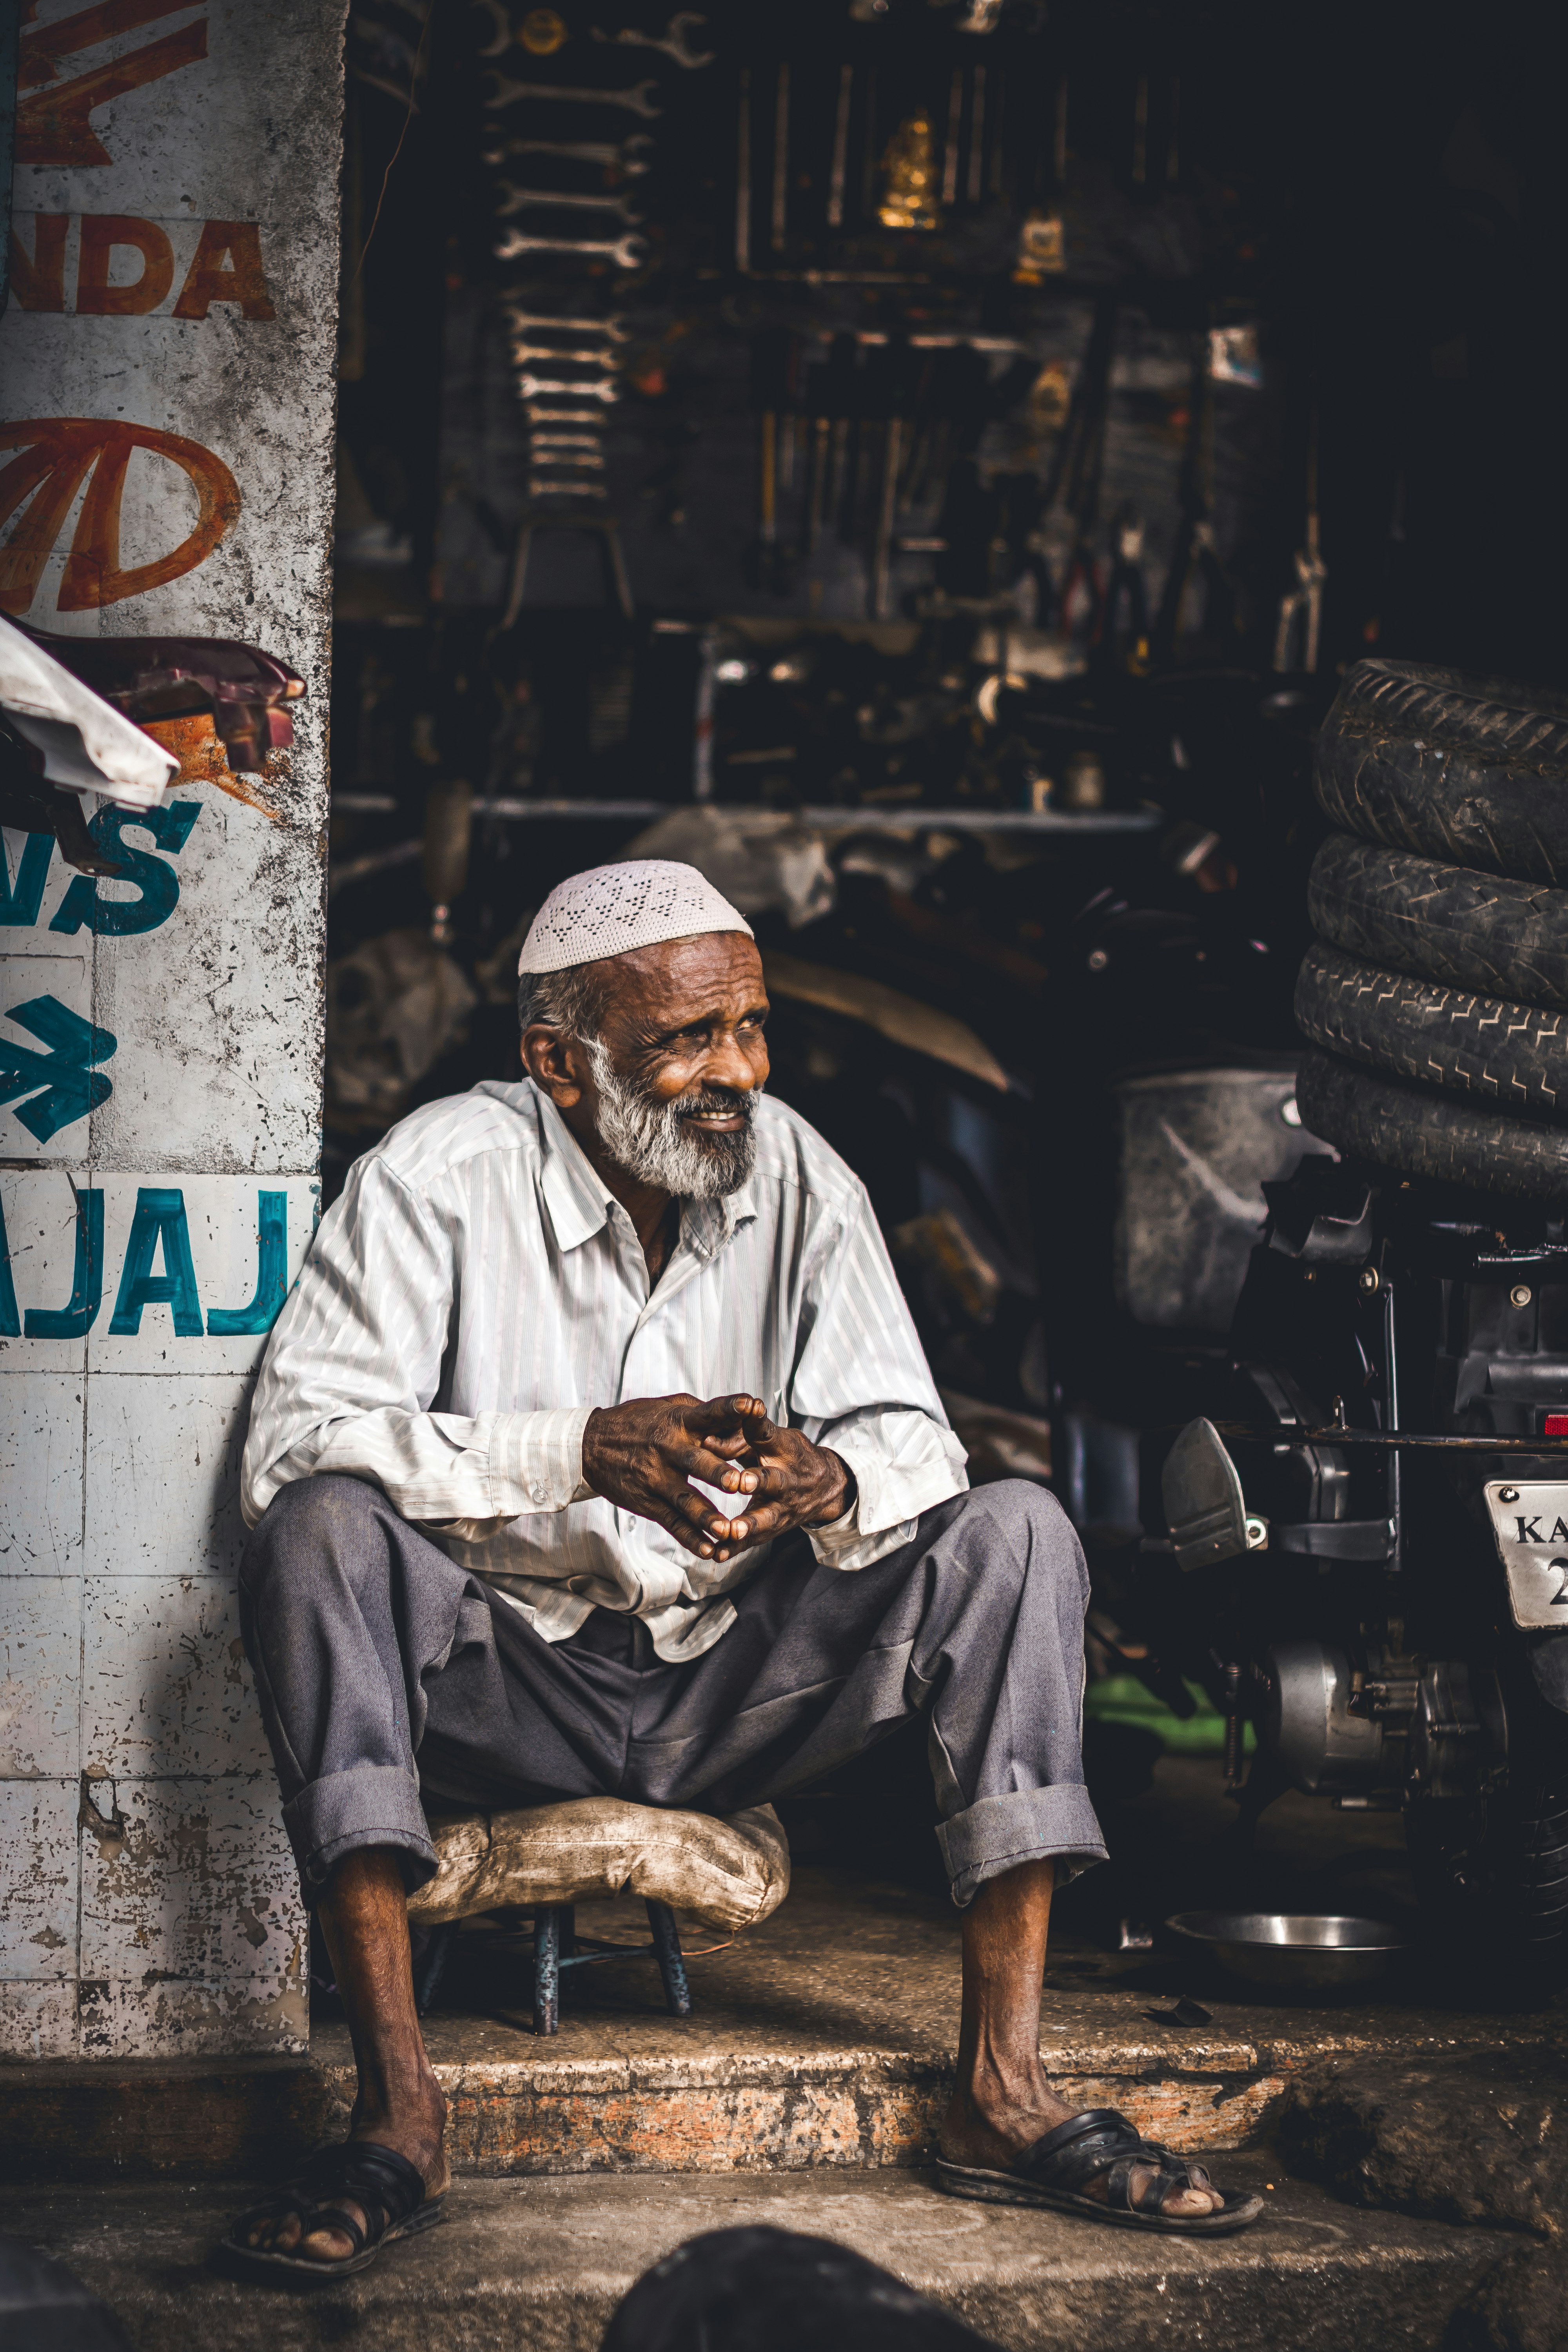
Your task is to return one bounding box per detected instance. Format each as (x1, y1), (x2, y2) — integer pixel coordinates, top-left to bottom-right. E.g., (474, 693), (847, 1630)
(1084, 1674), (1256, 1759)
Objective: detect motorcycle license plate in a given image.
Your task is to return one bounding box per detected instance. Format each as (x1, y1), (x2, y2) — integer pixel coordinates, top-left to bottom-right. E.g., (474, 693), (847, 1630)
(1485, 1483), (1568, 1628)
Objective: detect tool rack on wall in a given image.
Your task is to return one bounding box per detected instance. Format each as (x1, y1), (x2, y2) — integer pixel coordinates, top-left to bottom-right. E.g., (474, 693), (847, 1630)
(325, 0), (1332, 1203)
(431, 0), (1278, 675)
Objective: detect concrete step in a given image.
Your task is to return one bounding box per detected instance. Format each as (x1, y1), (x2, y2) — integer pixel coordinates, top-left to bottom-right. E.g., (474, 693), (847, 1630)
(8, 1870), (1564, 2184)
(5, 2156), (1512, 2352)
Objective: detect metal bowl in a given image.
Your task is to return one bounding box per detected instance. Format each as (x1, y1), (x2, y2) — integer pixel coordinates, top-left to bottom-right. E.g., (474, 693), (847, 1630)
(1165, 1910), (1408, 1993)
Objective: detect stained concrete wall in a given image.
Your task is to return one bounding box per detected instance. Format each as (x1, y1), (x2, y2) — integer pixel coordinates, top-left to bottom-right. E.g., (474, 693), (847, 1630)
(0, 0), (344, 2057)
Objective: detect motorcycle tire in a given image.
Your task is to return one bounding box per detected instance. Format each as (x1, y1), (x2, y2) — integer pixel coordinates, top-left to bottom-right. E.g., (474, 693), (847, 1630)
(1296, 1045), (1568, 1200)
(1315, 659), (1568, 886)
(1309, 832), (1568, 1012)
(1406, 1669), (1568, 2001)
(1295, 944), (1568, 1127)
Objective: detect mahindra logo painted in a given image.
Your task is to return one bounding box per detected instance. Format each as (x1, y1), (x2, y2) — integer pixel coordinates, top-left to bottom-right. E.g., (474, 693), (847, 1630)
(0, 418), (240, 617)
(18, 3), (209, 171)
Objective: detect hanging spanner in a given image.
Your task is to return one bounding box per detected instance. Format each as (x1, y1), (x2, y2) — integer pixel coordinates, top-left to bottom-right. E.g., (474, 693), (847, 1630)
(531, 450), (607, 468)
(524, 403), (612, 423)
(496, 226), (648, 267)
(472, 0), (510, 58)
(590, 11), (714, 68)
(483, 135), (653, 171)
(486, 75), (661, 116)
(514, 372), (621, 399)
(531, 432), (604, 449)
(497, 182), (644, 222)
(510, 341), (624, 366)
(505, 307), (630, 338)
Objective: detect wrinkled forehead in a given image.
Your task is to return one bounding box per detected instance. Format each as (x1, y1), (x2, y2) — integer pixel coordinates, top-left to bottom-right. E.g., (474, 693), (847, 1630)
(592, 930), (767, 1035)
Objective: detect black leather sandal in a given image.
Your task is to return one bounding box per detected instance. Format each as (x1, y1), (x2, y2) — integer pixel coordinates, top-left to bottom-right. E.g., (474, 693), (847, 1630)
(934, 2107), (1264, 2235)
(222, 2140), (446, 2280)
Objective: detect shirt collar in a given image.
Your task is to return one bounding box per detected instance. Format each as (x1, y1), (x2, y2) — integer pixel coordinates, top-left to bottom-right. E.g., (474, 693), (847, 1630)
(536, 1089), (615, 1252)
(535, 1085), (761, 1260)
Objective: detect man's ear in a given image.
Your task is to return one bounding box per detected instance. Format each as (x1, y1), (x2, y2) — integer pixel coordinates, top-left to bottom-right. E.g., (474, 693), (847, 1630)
(521, 1022), (585, 1107)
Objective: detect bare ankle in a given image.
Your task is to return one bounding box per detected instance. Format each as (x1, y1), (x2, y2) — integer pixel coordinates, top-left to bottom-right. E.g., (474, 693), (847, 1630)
(353, 2066), (445, 2140)
(959, 2049), (1060, 2121)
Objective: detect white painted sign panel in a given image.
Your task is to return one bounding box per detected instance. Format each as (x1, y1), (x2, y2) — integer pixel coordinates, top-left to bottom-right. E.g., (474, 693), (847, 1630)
(0, 0), (343, 2057)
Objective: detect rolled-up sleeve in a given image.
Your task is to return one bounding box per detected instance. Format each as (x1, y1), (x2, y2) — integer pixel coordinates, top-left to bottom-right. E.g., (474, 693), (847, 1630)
(241, 1155), (591, 1532)
(790, 1190), (969, 1568)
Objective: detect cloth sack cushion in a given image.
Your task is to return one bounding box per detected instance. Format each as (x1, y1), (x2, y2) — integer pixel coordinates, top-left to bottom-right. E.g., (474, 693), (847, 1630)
(406, 1795), (790, 1932)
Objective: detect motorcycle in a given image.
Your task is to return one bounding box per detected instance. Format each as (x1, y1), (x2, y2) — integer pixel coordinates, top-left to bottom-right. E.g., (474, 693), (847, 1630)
(1134, 1150), (1568, 1991)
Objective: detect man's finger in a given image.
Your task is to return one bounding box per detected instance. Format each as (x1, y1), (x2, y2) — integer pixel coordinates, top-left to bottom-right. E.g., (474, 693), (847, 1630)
(665, 1481), (748, 1543)
(726, 1458), (815, 1508)
(718, 1498), (788, 1542)
(691, 1393), (776, 1443)
(621, 1463), (737, 1544)
(668, 1444), (762, 1494)
(660, 1516), (723, 1561)
(650, 1493), (742, 1559)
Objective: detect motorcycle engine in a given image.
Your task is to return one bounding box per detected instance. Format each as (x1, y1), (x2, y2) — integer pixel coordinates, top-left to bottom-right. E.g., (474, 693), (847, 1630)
(1260, 1641), (1504, 1800)
(1261, 1641), (1383, 1794)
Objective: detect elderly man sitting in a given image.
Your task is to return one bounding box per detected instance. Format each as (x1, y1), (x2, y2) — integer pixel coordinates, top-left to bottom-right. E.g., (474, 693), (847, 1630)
(227, 860), (1259, 2279)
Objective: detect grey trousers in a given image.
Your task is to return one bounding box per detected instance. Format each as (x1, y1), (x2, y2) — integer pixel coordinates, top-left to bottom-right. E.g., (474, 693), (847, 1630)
(238, 1474), (1107, 1910)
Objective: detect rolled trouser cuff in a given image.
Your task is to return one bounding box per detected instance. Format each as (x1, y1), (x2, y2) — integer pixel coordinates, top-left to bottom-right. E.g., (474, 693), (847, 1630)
(282, 1762), (438, 1903)
(935, 1784), (1108, 1909)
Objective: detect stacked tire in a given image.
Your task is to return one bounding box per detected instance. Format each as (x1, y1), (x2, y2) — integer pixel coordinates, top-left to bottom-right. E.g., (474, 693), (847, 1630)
(1294, 659), (1568, 1199)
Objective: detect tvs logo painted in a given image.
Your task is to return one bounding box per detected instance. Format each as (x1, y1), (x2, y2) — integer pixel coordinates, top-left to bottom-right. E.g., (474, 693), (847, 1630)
(0, 418), (240, 617)
(18, 2), (209, 171)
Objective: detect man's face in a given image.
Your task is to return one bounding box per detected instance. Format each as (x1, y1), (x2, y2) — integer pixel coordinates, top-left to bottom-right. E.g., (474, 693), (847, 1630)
(528, 933), (770, 1198)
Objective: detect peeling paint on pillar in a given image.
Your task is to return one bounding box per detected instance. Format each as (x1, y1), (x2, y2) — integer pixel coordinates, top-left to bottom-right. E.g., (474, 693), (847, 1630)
(0, 0), (344, 2058)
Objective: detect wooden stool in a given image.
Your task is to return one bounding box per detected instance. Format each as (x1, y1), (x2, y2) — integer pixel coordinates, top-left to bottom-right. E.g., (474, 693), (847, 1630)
(405, 1795), (790, 2036)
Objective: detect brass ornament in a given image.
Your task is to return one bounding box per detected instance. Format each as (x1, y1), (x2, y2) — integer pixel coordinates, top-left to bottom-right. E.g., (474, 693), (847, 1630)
(1025, 360), (1071, 435)
(1013, 210), (1066, 281)
(520, 9), (569, 56)
(878, 115), (942, 232)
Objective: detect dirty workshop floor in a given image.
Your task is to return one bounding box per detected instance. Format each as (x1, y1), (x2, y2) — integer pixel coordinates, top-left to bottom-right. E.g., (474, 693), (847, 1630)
(7, 1755), (1564, 2348)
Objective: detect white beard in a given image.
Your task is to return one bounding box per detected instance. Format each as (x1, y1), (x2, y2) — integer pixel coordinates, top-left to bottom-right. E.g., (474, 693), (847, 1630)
(584, 1034), (760, 1199)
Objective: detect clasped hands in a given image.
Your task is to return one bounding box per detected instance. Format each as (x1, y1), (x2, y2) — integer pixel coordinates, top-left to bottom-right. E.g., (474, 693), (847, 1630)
(581, 1393), (853, 1563)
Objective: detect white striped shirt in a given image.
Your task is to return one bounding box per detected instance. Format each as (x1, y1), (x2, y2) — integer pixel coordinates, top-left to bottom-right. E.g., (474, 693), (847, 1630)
(242, 1081), (968, 1661)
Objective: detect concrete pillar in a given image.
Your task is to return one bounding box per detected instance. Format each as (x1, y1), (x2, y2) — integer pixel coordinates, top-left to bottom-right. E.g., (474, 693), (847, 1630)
(1, 3), (344, 2057)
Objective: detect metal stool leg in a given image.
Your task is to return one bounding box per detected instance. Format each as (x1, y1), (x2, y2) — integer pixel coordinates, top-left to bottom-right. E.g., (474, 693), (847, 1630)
(646, 1899), (691, 2016)
(559, 1902), (576, 2011)
(534, 1904), (561, 2036)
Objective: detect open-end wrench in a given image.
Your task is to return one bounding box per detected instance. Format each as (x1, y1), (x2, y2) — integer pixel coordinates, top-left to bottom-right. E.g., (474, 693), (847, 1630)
(591, 11), (714, 68)
(486, 75), (661, 117)
(531, 431), (604, 449)
(504, 307), (630, 339)
(513, 372), (621, 399)
(528, 479), (608, 498)
(483, 134), (653, 172)
(472, 0), (510, 57)
(509, 339), (624, 365)
(524, 404), (612, 423)
(497, 182), (643, 222)
(496, 226), (648, 268)
(530, 448), (607, 467)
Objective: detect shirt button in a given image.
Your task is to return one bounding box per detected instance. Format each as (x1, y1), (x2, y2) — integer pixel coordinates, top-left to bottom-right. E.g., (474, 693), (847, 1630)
(530, 1483), (548, 1504)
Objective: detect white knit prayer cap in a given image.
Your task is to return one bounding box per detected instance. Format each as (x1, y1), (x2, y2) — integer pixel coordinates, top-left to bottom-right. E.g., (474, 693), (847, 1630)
(517, 859), (755, 976)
